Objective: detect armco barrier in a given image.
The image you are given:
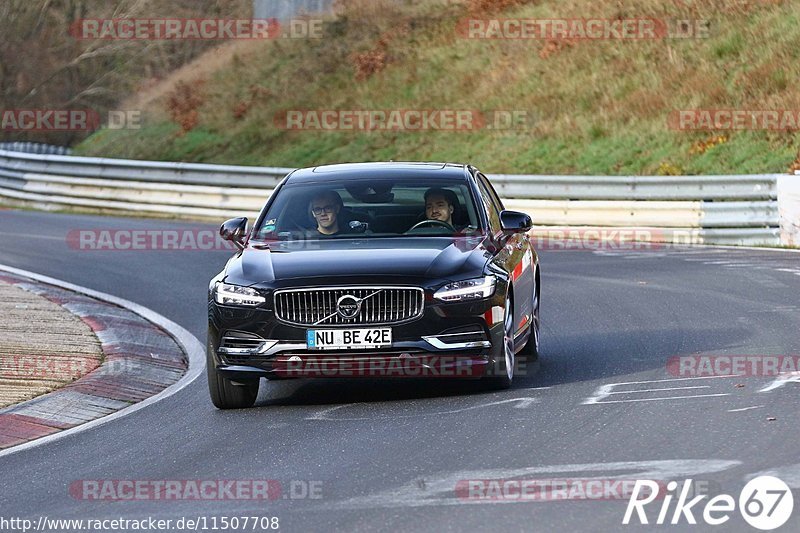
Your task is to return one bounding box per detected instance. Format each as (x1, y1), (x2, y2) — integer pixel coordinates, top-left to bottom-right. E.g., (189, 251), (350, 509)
(0, 149), (788, 246)
(0, 142), (72, 156)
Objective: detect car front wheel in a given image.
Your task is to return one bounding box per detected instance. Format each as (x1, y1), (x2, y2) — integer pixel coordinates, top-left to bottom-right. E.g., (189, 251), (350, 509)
(484, 292), (515, 390)
(519, 278), (540, 361)
(206, 342), (259, 409)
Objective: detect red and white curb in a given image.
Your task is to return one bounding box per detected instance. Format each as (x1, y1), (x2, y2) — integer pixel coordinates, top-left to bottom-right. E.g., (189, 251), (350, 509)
(0, 265), (204, 457)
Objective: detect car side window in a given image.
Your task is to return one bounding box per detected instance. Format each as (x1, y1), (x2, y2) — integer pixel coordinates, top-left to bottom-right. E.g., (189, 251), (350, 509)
(477, 172), (505, 212)
(476, 177), (501, 232)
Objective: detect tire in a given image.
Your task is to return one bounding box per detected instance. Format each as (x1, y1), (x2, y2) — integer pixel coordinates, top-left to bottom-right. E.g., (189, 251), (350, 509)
(207, 344), (259, 409)
(484, 292), (515, 390)
(519, 272), (540, 361)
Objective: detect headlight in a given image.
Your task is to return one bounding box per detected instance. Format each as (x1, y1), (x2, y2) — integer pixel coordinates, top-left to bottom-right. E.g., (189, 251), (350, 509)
(434, 275), (496, 302)
(214, 283), (266, 307)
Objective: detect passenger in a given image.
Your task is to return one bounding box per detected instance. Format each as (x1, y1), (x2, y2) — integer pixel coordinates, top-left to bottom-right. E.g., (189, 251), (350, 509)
(309, 190), (346, 236)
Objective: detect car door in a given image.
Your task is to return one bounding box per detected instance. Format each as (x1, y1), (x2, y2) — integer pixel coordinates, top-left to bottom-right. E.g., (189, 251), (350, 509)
(474, 173), (514, 297)
(476, 172), (535, 337)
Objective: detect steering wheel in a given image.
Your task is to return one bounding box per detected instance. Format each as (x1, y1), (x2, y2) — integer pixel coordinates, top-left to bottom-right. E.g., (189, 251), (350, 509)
(408, 219), (456, 232)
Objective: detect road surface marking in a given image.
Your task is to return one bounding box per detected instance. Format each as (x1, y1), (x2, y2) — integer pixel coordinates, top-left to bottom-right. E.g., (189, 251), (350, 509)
(606, 385), (710, 394)
(589, 393), (729, 404)
(759, 371), (800, 393)
(747, 463), (800, 489)
(583, 376), (735, 405)
(326, 459), (742, 509)
(306, 396), (545, 421)
(727, 405), (763, 412)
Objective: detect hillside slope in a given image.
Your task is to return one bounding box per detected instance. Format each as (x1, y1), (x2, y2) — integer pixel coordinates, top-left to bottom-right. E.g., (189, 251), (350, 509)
(77, 0), (800, 175)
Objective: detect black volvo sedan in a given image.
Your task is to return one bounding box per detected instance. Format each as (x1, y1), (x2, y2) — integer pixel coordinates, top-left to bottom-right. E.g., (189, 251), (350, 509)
(208, 162), (540, 408)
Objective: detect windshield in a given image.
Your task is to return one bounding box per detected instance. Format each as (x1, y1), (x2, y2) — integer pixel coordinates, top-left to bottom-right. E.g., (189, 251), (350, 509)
(252, 178), (483, 241)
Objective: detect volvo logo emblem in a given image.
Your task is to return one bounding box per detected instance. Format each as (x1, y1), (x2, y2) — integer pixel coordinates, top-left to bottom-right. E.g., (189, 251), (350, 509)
(336, 294), (362, 319)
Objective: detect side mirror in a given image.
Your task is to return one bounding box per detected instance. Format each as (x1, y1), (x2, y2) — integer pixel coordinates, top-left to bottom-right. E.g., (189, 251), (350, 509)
(220, 217), (249, 250)
(499, 210), (533, 234)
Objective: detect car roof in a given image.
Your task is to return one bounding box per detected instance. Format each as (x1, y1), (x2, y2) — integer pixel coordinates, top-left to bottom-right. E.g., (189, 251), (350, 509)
(285, 162), (470, 183)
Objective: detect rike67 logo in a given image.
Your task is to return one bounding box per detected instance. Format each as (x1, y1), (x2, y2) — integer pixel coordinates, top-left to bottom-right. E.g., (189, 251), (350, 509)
(623, 476), (794, 530)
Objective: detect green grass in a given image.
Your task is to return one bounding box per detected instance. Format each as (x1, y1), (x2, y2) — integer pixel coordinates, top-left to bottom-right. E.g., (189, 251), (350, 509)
(76, 0), (800, 175)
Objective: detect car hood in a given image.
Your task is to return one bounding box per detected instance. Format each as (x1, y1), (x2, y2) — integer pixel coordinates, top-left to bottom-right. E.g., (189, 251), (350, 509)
(224, 237), (491, 285)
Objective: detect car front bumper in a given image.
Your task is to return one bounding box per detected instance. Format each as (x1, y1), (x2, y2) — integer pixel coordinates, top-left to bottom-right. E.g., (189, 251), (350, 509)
(208, 290), (506, 380)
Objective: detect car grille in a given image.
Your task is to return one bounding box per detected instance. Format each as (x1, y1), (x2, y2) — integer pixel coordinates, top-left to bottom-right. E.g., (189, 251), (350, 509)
(274, 286), (424, 326)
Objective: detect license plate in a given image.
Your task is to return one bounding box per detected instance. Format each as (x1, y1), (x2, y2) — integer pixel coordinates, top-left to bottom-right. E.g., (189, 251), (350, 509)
(306, 328), (392, 350)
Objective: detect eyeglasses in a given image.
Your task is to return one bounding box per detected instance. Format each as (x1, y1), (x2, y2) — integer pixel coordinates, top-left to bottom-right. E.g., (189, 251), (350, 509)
(311, 205), (336, 215)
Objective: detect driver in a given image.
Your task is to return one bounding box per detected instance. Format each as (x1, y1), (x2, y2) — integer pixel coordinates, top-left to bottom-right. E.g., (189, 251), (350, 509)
(309, 190), (347, 236)
(424, 188), (458, 228)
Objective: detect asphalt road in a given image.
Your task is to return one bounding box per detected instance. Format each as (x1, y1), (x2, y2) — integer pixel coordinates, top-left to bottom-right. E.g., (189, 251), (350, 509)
(0, 209), (799, 532)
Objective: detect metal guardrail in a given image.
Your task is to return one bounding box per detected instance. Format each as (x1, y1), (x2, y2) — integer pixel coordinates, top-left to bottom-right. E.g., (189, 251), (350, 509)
(0, 148), (787, 246)
(0, 150), (290, 187)
(490, 174), (777, 201)
(0, 143), (72, 156)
